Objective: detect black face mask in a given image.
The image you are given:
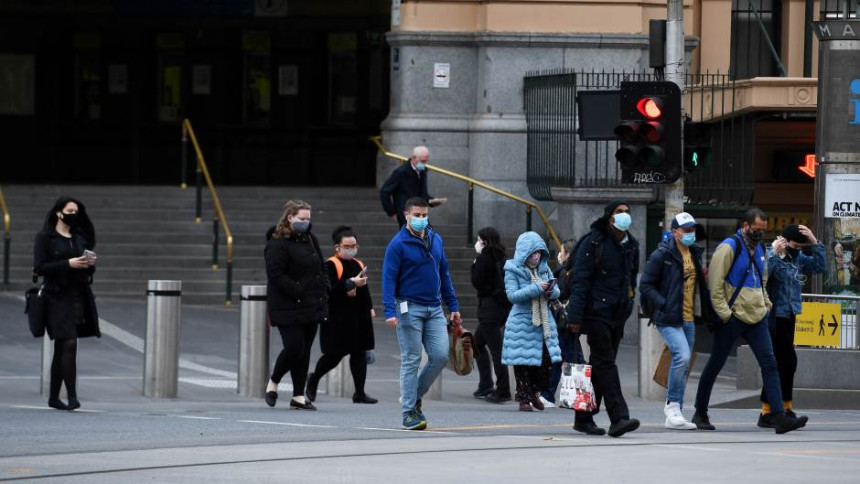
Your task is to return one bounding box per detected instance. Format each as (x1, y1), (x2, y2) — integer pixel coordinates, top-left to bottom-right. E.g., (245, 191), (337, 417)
(746, 229), (764, 243)
(60, 212), (80, 228)
(786, 247), (800, 259)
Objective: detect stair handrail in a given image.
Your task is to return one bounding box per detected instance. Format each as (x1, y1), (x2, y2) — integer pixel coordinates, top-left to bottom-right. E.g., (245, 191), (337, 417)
(0, 186), (10, 287)
(181, 119), (234, 306)
(371, 136), (562, 250)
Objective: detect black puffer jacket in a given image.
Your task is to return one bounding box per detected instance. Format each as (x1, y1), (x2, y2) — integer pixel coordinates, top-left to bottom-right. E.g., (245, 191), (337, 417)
(33, 229), (100, 339)
(567, 217), (639, 326)
(470, 249), (511, 324)
(265, 229), (331, 326)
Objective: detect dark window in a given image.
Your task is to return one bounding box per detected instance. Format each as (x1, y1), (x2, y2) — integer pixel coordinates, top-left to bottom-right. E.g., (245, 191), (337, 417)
(730, 0), (782, 79)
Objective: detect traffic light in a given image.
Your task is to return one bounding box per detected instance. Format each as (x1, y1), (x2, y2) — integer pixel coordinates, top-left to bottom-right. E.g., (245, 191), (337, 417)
(683, 119), (714, 173)
(614, 81), (681, 184)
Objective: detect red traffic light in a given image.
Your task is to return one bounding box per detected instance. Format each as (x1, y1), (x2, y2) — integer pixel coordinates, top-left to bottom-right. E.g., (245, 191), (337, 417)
(637, 97), (663, 119)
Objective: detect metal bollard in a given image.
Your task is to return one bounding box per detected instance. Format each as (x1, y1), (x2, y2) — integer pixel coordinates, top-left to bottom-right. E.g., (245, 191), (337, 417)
(144, 280), (182, 398)
(326, 359), (355, 399)
(40, 336), (53, 396)
(238, 285), (269, 398)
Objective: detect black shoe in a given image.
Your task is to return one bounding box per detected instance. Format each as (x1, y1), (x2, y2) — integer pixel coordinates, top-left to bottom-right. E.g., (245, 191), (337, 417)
(265, 391), (278, 407)
(66, 398), (80, 411)
(306, 373), (319, 402)
(48, 398), (69, 410)
(757, 412), (776, 429)
(573, 421), (606, 436)
(485, 391), (512, 404)
(786, 409), (806, 427)
(608, 418), (640, 438)
(692, 411), (716, 430)
(290, 398), (317, 411)
(353, 393), (378, 404)
(773, 412), (808, 434)
(473, 387), (494, 399)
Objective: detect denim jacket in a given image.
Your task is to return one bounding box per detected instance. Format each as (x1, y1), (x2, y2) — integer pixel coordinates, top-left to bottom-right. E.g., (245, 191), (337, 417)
(767, 243), (826, 318)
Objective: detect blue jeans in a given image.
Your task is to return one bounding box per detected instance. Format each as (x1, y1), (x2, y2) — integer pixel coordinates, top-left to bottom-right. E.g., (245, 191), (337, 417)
(695, 315), (784, 415)
(657, 322), (695, 407)
(395, 301), (449, 415)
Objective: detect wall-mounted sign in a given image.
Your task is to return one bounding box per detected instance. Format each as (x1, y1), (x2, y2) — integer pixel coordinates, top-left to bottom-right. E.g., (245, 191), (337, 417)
(812, 20), (860, 41)
(795, 302), (841, 347)
(825, 173), (860, 218)
(433, 63), (450, 89)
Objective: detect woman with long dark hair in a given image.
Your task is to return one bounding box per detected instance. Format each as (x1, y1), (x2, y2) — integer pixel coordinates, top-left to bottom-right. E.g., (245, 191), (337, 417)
(33, 196), (100, 411)
(264, 200), (330, 410)
(470, 227), (513, 404)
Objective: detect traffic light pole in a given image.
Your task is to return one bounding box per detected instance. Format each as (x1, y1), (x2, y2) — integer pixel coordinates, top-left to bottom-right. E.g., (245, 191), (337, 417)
(639, 0), (686, 401)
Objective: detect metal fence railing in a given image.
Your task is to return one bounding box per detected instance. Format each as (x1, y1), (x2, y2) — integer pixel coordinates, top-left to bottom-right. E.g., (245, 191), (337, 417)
(800, 293), (860, 349)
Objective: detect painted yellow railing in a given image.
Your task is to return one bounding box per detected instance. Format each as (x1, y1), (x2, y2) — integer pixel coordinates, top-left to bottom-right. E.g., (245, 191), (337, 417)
(371, 136), (562, 250)
(181, 119), (234, 306)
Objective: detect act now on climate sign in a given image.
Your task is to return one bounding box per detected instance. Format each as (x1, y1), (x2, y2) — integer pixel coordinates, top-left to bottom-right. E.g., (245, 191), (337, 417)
(824, 174), (860, 218)
(794, 302), (842, 347)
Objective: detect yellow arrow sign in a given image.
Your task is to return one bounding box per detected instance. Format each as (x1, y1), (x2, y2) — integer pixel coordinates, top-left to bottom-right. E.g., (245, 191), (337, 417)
(794, 302), (842, 347)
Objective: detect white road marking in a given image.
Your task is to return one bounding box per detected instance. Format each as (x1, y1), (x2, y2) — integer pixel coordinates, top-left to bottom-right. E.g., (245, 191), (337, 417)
(169, 415), (222, 420)
(237, 419), (336, 429)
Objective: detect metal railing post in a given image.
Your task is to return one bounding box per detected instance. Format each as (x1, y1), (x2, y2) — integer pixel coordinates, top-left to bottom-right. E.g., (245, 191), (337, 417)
(467, 182), (474, 246)
(526, 206), (533, 231)
(212, 218), (219, 270)
(226, 260), (233, 306)
(144, 280), (182, 398)
(40, 335), (53, 396)
(3, 233), (9, 287)
(181, 125), (188, 190)
(238, 285), (268, 398)
(195, 166), (203, 224)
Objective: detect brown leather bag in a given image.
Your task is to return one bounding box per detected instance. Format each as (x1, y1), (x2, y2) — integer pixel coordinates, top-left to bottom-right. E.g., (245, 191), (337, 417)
(446, 319), (478, 376)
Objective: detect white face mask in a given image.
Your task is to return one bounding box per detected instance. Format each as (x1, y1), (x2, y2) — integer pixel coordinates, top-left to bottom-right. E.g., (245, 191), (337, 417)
(474, 240), (485, 254)
(340, 248), (358, 259)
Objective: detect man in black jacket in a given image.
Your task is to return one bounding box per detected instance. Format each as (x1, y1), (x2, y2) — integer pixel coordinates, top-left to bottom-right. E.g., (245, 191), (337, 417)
(566, 200), (640, 438)
(380, 146), (442, 227)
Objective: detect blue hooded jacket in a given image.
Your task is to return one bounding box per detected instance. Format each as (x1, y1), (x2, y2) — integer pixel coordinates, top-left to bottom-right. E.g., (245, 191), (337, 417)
(382, 226), (459, 319)
(501, 232), (562, 366)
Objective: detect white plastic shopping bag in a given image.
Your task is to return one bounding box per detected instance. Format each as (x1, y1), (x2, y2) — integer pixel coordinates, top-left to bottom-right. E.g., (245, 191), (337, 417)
(558, 363), (597, 412)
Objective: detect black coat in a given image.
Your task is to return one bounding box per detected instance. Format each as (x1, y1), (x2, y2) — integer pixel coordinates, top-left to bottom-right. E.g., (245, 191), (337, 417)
(265, 231), (331, 326)
(33, 229), (100, 340)
(567, 218), (640, 326)
(470, 250), (511, 324)
(380, 163), (431, 220)
(640, 239), (716, 327)
(319, 257), (375, 354)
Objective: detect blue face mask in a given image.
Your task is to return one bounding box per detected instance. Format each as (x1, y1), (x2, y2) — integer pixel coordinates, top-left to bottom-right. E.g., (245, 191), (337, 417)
(415, 162), (426, 172)
(291, 220), (310, 233)
(409, 216), (428, 232)
(680, 232), (697, 247)
(612, 212), (632, 232)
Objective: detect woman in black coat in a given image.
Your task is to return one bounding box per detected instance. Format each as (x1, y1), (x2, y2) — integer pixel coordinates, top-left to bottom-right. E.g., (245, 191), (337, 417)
(33, 196), (99, 411)
(264, 200), (330, 411)
(470, 227), (512, 404)
(305, 226), (377, 404)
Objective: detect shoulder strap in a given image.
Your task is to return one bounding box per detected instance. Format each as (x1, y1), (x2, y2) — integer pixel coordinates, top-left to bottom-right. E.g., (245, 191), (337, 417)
(727, 234), (751, 310)
(327, 256), (364, 280)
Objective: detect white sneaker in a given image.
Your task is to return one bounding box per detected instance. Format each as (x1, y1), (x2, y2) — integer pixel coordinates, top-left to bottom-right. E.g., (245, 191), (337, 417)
(664, 402), (697, 430)
(539, 396), (556, 409)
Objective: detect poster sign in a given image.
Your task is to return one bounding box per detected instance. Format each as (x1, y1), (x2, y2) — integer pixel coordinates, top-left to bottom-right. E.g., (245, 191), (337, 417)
(794, 302), (842, 347)
(824, 173), (860, 218)
(433, 63), (450, 88)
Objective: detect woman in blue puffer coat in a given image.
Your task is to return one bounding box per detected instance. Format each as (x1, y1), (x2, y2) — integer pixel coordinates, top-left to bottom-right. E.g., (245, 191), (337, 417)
(501, 232), (562, 412)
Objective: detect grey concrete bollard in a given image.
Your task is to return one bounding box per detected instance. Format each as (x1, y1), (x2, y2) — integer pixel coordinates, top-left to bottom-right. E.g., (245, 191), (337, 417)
(238, 285), (269, 398)
(40, 335), (53, 396)
(326, 359), (356, 399)
(144, 280), (182, 398)
(638, 315), (664, 400)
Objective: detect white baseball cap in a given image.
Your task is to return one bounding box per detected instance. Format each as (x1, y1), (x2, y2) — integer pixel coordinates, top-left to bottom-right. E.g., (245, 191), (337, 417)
(671, 212), (697, 229)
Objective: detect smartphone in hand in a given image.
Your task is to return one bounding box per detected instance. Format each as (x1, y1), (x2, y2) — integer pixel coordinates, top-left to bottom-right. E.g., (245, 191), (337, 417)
(83, 250), (97, 260)
(359, 266), (368, 278)
(545, 278), (558, 292)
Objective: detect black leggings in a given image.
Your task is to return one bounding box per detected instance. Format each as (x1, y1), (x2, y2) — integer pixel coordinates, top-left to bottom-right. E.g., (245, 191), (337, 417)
(271, 324), (318, 397)
(312, 352), (368, 395)
(50, 338), (78, 400)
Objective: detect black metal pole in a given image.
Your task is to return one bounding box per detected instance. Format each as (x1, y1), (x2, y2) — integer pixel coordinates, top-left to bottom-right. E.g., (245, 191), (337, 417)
(195, 168), (202, 223)
(526, 207), (533, 232)
(803, 0), (814, 77)
(212, 219), (219, 269)
(181, 130), (188, 189)
(226, 261), (233, 306)
(467, 183), (474, 246)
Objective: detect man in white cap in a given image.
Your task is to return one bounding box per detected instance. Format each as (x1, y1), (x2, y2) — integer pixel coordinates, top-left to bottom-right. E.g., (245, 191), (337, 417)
(640, 212), (714, 430)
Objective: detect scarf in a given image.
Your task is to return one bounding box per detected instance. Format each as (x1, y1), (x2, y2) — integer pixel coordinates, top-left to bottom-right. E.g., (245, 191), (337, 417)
(529, 267), (551, 340)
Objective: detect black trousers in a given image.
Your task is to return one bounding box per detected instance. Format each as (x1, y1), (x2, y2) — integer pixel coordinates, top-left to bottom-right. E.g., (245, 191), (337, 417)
(271, 323), (319, 397)
(575, 318), (629, 425)
(474, 321), (510, 396)
(312, 351), (368, 395)
(760, 315), (798, 404)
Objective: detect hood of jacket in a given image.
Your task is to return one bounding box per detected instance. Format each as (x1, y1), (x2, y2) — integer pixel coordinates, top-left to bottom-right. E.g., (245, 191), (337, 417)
(506, 232), (550, 274)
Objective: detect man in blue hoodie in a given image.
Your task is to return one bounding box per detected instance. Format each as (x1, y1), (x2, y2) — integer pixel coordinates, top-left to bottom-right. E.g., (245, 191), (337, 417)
(383, 197), (460, 430)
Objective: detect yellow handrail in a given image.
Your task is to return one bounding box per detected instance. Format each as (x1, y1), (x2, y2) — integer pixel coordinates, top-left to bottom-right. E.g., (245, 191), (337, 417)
(371, 136), (562, 250)
(182, 119), (234, 305)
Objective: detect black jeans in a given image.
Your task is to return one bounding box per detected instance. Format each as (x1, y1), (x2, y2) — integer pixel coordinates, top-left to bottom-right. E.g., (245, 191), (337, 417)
(575, 318), (629, 425)
(760, 315), (797, 404)
(312, 351), (368, 395)
(474, 321), (510, 396)
(271, 323), (319, 397)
